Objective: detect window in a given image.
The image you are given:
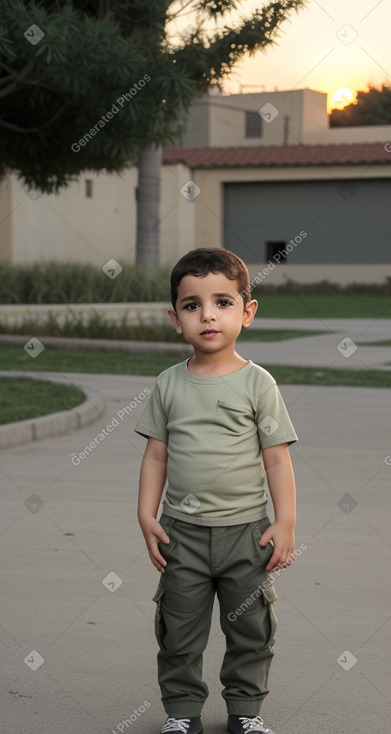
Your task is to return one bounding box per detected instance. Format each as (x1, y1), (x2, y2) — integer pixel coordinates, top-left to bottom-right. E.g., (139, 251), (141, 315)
(85, 179), (93, 198)
(265, 241), (287, 262)
(245, 111), (262, 138)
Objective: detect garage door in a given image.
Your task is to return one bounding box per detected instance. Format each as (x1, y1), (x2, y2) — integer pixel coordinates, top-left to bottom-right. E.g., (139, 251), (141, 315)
(224, 179), (391, 264)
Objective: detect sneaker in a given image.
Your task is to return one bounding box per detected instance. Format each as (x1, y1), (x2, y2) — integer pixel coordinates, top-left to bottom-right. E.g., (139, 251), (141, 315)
(161, 717), (203, 734)
(227, 715), (275, 734)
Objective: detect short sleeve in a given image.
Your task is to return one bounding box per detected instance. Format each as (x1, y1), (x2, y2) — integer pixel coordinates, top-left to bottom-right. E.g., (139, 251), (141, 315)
(256, 382), (298, 449)
(134, 381), (168, 443)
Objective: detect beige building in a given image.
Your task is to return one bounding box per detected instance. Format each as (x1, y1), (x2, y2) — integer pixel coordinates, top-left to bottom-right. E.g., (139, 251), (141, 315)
(1, 88), (391, 284)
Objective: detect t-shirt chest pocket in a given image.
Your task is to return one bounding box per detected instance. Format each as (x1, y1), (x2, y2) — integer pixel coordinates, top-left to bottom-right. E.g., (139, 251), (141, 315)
(215, 399), (253, 434)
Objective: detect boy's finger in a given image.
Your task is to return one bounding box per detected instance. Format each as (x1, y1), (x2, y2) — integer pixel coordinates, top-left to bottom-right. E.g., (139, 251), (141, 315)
(158, 530), (170, 544)
(259, 533), (274, 547)
(266, 550), (285, 571)
(150, 549), (167, 572)
(150, 538), (168, 568)
(266, 551), (293, 572)
(154, 522), (170, 544)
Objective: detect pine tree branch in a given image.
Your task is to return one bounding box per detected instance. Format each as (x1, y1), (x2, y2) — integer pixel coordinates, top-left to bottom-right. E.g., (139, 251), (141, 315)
(0, 102), (69, 133)
(0, 58), (36, 98)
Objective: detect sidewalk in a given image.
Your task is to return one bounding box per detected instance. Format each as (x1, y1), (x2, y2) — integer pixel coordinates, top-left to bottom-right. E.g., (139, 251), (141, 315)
(1, 316), (391, 370)
(1, 323), (391, 733)
(246, 317), (391, 371)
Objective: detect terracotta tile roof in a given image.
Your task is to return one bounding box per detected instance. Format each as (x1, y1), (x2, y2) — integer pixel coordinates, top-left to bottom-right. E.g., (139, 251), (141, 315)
(162, 143), (391, 168)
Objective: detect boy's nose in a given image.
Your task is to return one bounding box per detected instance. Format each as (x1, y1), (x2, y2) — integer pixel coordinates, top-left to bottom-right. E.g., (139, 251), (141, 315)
(201, 307), (216, 322)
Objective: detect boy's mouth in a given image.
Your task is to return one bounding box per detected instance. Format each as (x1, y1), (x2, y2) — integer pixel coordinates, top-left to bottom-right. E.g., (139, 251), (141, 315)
(200, 329), (220, 338)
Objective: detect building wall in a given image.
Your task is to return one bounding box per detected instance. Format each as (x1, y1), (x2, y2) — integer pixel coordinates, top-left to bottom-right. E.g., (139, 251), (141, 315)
(308, 124), (391, 145)
(193, 164), (391, 246)
(192, 164), (391, 283)
(179, 89), (328, 147)
(302, 89), (329, 141)
(0, 176), (12, 262)
(7, 162), (194, 267)
(178, 88), (391, 147)
(10, 169), (138, 266)
(178, 103), (210, 148)
(158, 162), (196, 264)
(209, 103), (247, 147)
(246, 263), (391, 286)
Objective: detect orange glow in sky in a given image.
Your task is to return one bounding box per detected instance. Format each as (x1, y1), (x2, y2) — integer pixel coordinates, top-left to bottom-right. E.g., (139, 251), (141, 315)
(197, 0), (389, 112)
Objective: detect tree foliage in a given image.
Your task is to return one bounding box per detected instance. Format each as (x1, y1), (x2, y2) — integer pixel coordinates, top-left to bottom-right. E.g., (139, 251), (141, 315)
(330, 84), (391, 127)
(0, 0), (306, 192)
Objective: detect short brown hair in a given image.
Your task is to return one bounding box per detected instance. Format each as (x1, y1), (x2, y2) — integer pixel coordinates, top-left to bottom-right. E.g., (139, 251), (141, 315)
(170, 247), (251, 310)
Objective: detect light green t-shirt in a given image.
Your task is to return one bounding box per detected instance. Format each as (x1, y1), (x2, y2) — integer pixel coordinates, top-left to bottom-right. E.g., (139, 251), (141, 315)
(134, 359), (298, 526)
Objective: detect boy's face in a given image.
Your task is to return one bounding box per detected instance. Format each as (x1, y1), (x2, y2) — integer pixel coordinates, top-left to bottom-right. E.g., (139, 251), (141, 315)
(168, 272), (257, 352)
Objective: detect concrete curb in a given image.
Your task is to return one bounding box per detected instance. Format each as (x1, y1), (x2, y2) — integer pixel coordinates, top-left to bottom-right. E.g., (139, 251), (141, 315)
(0, 372), (105, 450)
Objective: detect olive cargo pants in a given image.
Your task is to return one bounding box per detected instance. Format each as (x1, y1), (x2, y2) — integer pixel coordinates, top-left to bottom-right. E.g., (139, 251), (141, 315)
(153, 514), (278, 717)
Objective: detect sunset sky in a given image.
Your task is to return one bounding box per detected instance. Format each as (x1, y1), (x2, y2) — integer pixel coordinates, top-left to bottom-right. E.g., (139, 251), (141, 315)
(173, 0), (390, 111)
(224, 0), (390, 110)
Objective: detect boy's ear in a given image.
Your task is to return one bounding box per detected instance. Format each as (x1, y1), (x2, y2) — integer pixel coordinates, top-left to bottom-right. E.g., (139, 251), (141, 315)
(167, 309), (182, 334)
(242, 299), (258, 328)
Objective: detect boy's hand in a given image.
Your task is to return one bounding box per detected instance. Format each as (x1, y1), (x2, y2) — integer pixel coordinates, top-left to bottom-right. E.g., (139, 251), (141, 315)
(259, 521), (296, 573)
(139, 516), (170, 573)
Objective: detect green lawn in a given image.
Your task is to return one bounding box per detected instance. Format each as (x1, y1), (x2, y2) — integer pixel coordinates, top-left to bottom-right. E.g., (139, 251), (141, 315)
(0, 344), (188, 376)
(1, 345), (391, 388)
(252, 293), (391, 319)
(0, 377), (85, 425)
(265, 365), (391, 388)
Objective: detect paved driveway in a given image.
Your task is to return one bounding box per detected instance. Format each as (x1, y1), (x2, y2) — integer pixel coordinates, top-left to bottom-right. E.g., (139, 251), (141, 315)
(1, 326), (391, 733)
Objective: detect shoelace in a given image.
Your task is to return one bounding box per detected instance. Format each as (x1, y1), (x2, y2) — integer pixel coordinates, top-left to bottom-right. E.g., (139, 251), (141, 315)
(239, 716), (270, 733)
(161, 718), (191, 733)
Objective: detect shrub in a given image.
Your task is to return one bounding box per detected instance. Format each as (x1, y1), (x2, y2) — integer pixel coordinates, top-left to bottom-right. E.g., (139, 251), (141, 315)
(0, 261), (171, 304)
(0, 262), (390, 304)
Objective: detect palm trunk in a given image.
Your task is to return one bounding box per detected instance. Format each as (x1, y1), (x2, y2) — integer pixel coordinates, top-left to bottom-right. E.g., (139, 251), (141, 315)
(135, 144), (162, 265)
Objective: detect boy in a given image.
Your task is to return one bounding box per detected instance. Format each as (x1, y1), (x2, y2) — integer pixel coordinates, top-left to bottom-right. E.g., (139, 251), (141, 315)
(135, 248), (298, 734)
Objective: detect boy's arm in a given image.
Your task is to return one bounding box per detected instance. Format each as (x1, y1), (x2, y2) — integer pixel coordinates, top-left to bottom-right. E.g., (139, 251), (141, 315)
(260, 443), (296, 573)
(137, 436), (170, 573)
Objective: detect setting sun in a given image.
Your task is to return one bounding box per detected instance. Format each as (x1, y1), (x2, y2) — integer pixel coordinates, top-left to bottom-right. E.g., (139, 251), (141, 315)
(332, 87), (355, 108)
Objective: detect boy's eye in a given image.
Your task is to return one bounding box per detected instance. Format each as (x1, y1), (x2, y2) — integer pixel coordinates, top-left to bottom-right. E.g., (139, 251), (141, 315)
(217, 300), (234, 308)
(183, 300), (234, 310)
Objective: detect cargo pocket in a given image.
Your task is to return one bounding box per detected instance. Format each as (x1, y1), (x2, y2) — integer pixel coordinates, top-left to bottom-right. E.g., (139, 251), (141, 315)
(260, 583), (278, 648)
(152, 578), (167, 650)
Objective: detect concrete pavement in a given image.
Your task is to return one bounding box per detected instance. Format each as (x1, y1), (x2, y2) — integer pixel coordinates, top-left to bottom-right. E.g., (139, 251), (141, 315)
(1, 323), (391, 733)
(247, 318), (391, 371)
(1, 317), (391, 372)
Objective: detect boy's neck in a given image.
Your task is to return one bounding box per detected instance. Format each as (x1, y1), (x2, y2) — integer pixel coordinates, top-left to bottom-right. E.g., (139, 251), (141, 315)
(187, 347), (249, 377)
